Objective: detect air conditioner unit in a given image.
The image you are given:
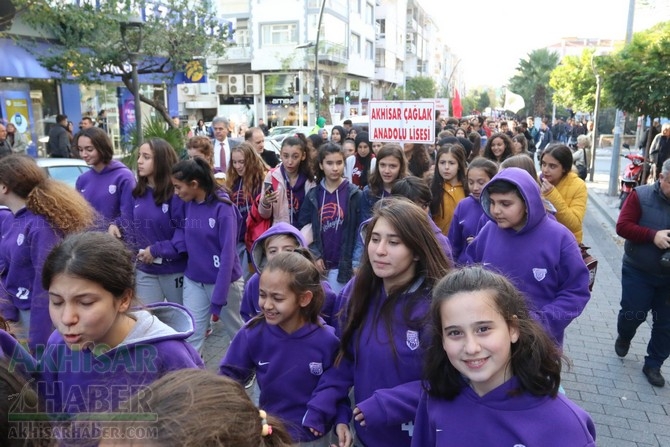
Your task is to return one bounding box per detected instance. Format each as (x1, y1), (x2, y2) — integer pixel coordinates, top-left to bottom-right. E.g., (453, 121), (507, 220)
(181, 84), (197, 95)
(406, 33), (414, 42)
(244, 74), (261, 95)
(215, 83), (228, 94)
(228, 74), (244, 95)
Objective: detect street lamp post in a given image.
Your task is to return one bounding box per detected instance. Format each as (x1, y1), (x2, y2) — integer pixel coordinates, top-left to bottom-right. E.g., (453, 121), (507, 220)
(589, 53), (602, 183)
(313, 0), (326, 126)
(120, 17), (144, 142)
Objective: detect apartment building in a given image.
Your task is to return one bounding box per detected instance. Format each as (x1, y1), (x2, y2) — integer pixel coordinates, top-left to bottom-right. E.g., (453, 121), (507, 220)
(176, 0), (457, 128)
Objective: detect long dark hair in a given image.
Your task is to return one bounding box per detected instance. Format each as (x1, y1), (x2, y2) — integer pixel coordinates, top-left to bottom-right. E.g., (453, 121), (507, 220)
(430, 144), (469, 218)
(337, 198), (451, 364)
(314, 142), (345, 183)
(172, 157), (231, 204)
(281, 134), (314, 180)
(424, 266), (563, 400)
(133, 138), (179, 205)
(366, 144), (408, 196)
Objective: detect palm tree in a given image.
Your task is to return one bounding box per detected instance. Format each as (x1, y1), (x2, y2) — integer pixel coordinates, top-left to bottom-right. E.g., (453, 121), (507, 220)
(508, 48), (560, 117)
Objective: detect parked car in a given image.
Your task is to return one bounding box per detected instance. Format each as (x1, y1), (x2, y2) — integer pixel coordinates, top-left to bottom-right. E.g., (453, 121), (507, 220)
(267, 126), (313, 143)
(36, 158), (90, 187)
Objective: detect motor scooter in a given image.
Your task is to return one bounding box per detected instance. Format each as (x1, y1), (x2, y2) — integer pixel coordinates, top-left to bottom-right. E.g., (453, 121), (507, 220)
(619, 147), (646, 209)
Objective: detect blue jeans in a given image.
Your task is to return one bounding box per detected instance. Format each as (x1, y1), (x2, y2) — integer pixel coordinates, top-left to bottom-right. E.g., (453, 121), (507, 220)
(618, 263), (670, 369)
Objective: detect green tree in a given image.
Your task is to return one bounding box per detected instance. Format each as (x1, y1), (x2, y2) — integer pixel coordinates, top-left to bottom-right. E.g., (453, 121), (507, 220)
(508, 48), (560, 117)
(15, 0), (228, 126)
(600, 21), (670, 118)
(550, 49), (612, 113)
(404, 76), (436, 99)
(477, 91), (490, 111)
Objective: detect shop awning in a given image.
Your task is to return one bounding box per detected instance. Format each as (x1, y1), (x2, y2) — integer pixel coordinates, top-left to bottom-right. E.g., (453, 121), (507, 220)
(0, 38), (53, 79)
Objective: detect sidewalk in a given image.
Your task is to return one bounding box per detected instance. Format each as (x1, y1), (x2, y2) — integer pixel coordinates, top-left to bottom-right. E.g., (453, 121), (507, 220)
(564, 174), (670, 446)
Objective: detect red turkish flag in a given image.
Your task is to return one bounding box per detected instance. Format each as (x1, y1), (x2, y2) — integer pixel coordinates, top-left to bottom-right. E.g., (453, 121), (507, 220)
(451, 88), (463, 118)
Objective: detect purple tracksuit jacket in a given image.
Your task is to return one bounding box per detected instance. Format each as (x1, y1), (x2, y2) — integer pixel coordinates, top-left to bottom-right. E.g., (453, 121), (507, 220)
(182, 192), (242, 316)
(412, 377), (596, 446)
(76, 160), (136, 233)
(0, 208), (60, 353)
(130, 189), (187, 275)
(220, 318), (348, 442)
(465, 168), (591, 345)
(447, 195), (484, 265)
(304, 277), (431, 447)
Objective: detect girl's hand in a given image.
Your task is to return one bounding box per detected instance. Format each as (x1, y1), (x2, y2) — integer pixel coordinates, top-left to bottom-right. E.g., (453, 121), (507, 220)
(466, 236), (474, 244)
(315, 258), (326, 275)
(108, 224), (122, 239)
(262, 189), (280, 207)
(540, 178), (554, 195)
(309, 428), (324, 437)
(333, 423), (352, 447)
(137, 246), (154, 264)
(353, 406), (366, 426)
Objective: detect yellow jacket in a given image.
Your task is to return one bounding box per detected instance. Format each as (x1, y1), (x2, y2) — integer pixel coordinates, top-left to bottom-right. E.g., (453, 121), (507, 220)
(433, 182), (466, 235)
(542, 171), (587, 243)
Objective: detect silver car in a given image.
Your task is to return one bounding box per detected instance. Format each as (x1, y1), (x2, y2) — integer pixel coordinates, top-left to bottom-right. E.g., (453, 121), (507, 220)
(36, 158), (90, 187)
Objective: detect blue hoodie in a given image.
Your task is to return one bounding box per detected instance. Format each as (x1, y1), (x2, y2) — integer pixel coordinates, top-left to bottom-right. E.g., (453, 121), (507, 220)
(76, 160), (136, 233)
(465, 168), (590, 346)
(240, 222), (338, 326)
(447, 195), (484, 265)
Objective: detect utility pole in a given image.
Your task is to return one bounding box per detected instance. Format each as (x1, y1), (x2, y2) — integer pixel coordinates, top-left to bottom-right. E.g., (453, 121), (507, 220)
(608, 0), (635, 196)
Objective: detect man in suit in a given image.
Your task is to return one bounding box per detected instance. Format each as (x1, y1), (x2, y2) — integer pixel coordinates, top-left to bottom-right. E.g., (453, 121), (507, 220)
(211, 116), (240, 172)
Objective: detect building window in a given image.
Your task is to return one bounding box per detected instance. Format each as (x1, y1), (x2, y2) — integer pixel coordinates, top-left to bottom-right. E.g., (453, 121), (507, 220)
(375, 48), (385, 66)
(365, 40), (373, 59)
(351, 33), (360, 55)
(365, 2), (373, 25)
(261, 23), (298, 46)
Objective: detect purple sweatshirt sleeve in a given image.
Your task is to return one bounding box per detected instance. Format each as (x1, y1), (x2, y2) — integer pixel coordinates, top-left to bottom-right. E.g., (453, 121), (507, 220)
(355, 380), (422, 427)
(240, 274), (260, 322)
(150, 196), (186, 259)
(114, 171), (137, 236)
(303, 355), (355, 435)
(28, 226), (59, 353)
(210, 205), (241, 316)
(219, 328), (255, 383)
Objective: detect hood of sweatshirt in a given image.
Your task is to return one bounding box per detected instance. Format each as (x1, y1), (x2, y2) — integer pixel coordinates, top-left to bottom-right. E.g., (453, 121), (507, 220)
(480, 167), (547, 235)
(250, 222), (306, 272)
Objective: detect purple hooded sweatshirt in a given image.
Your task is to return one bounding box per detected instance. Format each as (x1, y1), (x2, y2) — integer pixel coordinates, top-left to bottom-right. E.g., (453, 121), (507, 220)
(411, 377), (596, 446)
(182, 192), (242, 316)
(447, 195), (484, 265)
(220, 318), (349, 442)
(37, 303), (203, 418)
(240, 222), (338, 326)
(0, 208), (60, 353)
(304, 277), (430, 447)
(76, 160), (136, 233)
(465, 168), (590, 346)
(130, 189), (187, 275)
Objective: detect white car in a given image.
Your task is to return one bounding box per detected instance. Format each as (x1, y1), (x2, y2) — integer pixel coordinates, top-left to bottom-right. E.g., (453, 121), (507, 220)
(36, 158), (90, 187)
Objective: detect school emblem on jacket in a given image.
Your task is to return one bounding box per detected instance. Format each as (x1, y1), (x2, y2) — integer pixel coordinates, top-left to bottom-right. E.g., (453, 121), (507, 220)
(16, 233), (24, 246)
(208, 218), (216, 229)
(406, 330), (420, 351)
(161, 204), (169, 214)
(532, 268), (547, 281)
(309, 362), (323, 376)
(108, 184), (117, 194)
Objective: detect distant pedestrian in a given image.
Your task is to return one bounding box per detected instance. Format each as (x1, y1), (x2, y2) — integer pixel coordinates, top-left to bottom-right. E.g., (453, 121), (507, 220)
(46, 114), (71, 158)
(614, 158), (670, 387)
(650, 123), (670, 179)
(5, 123), (27, 154)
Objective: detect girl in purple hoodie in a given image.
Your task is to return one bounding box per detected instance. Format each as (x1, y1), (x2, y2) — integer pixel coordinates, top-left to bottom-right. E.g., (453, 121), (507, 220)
(132, 138), (186, 305)
(412, 266), (595, 446)
(75, 127), (136, 239)
(304, 198), (451, 447)
(0, 155), (95, 353)
(172, 157), (244, 354)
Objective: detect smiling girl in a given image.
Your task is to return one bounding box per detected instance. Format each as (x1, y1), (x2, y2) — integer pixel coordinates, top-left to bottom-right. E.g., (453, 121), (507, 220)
(259, 135), (315, 228)
(447, 157), (498, 264)
(412, 267), (595, 446)
(304, 198), (451, 447)
(430, 144), (468, 235)
(299, 143), (361, 294)
(131, 138), (186, 306)
(359, 143), (408, 222)
(220, 250), (351, 447)
(75, 127), (136, 239)
(39, 232), (202, 423)
(482, 132), (513, 164)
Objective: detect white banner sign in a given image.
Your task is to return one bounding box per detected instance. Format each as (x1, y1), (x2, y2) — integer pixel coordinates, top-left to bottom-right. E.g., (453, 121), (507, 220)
(369, 100), (435, 143)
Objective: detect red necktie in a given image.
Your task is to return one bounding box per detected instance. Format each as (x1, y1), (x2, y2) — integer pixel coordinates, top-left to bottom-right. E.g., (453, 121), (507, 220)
(219, 141), (227, 171)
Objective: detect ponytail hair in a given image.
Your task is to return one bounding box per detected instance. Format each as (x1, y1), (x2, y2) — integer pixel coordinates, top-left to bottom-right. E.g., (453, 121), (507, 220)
(103, 369), (293, 447)
(0, 155), (94, 234)
(172, 157), (231, 203)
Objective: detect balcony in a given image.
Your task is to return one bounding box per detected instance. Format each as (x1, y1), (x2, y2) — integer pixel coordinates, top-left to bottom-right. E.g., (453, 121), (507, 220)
(218, 45), (252, 62)
(407, 17), (417, 32)
(317, 41), (348, 65)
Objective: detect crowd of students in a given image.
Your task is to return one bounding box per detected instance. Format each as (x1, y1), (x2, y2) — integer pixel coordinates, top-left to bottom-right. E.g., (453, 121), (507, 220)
(0, 116), (599, 446)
